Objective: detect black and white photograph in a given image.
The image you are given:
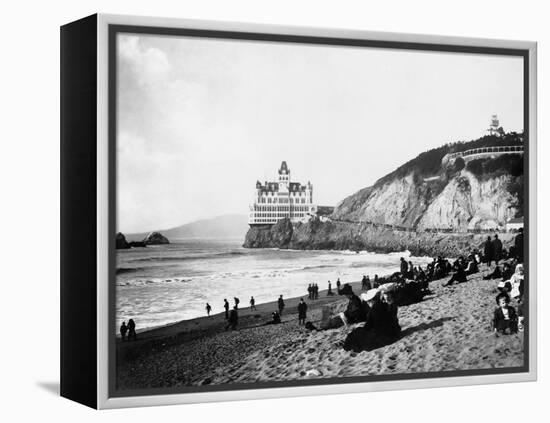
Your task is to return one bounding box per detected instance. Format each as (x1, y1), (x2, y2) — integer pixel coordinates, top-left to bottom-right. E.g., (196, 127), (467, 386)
(112, 28), (529, 395)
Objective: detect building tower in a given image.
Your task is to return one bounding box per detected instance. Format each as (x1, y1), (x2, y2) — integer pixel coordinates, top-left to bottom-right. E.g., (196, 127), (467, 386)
(487, 114), (501, 137)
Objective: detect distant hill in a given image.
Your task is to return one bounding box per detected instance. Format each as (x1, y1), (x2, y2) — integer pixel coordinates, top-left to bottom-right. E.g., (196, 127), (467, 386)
(126, 214), (249, 242)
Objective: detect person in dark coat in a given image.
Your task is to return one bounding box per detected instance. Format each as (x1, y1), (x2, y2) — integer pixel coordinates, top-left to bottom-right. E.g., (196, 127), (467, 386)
(250, 296), (256, 311)
(320, 284), (365, 330)
(298, 298), (308, 325)
(234, 297), (240, 309)
(343, 289), (400, 352)
(120, 321), (128, 341)
(400, 257), (408, 276)
(336, 278), (342, 294)
(493, 234), (503, 264)
(493, 292), (518, 335)
(225, 306), (238, 330)
(373, 274), (379, 288)
(307, 284), (313, 300)
(263, 311), (281, 325)
(205, 303), (212, 316)
(277, 295), (285, 316)
(327, 280), (334, 296)
(443, 260), (467, 286)
(484, 236), (495, 267)
(223, 299), (229, 319)
(514, 228), (524, 262)
(127, 319), (137, 341)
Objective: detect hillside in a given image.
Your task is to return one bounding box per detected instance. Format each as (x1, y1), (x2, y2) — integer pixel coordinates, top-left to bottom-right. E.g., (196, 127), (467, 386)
(332, 132), (524, 231)
(127, 214), (249, 242)
(244, 132), (525, 256)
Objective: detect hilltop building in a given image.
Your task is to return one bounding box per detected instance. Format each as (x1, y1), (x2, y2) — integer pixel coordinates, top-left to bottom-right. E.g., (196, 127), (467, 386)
(248, 161), (317, 225)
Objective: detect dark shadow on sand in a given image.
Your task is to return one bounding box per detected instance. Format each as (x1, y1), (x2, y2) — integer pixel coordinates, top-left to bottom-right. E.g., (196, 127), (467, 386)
(36, 381), (60, 396)
(400, 317), (454, 338)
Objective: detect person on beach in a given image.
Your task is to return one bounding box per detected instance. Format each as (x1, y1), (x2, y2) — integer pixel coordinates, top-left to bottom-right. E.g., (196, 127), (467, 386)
(205, 303), (212, 317)
(400, 257), (408, 276)
(225, 306), (239, 330)
(315, 283), (319, 299)
(493, 234), (503, 264)
(464, 254), (479, 275)
(307, 284), (313, 300)
(442, 259), (467, 287)
(514, 227), (524, 262)
(320, 284), (364, 330)
(223, 299), (229, 319)
(120, 321), (128, 341)
(343, 288), (400, 352)
(483, 264), (503, 280)
(250, 296), (256, 311)
(263, 311), (281, 326)
(373, 274), (379, 288)
(484, 236), (495, 267)
(278, 295), (285, 316)
(234, 297), (240, 309)
(408, 261), (414, 279)
(493, 292), (518, 335)
(362, 275), (371, 291)
(336, 278), (342, 294)
(127, 319), (137, 341)
(327, 281), (334, 296)
(298, 298), (308, 325)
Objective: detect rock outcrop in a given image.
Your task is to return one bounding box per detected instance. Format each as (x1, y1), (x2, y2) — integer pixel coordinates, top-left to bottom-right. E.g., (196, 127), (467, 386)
(116, 232), (130, 249)
(244, 132), (524, 255)
(143, 232), (170, 245)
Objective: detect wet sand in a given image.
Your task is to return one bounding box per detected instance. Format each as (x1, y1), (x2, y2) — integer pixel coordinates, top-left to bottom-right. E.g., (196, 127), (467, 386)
(116, 265), (524, 390)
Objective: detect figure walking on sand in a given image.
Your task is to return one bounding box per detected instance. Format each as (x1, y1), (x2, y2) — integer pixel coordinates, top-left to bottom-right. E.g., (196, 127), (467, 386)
(250, 296), (256, 311)
(336, 278), (341, 294)
(205, 303), (212, 316)
(127, 318), (137, 341)
(298, 298), (308, 325)
(234, 297), (240, 309)
(223, 299), (229, 320)
(278, 294), (285, 316)
(120, 321), (128, 341)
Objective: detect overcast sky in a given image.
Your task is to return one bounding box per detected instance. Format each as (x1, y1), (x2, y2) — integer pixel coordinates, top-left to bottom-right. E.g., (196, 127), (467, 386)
(116, 33), (523, 233)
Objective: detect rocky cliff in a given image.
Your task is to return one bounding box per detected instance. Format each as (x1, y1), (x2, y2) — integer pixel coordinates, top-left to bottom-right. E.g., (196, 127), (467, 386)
(244, 132), (524, 256)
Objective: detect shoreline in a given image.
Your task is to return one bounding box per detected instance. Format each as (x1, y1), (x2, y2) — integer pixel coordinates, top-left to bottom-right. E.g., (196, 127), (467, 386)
(116, 264), (524, 390)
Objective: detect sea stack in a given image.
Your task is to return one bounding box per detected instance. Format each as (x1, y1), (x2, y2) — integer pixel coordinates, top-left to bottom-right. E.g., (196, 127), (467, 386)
(143, 232), (170, 245)
(115, 232), (131, 249)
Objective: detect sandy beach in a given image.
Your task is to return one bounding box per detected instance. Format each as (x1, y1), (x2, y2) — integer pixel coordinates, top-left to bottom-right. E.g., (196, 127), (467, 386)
(116, 264), (524, 390)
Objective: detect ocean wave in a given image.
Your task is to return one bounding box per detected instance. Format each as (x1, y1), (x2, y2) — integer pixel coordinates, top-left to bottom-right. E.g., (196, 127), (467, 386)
(127, 250), (246, 263)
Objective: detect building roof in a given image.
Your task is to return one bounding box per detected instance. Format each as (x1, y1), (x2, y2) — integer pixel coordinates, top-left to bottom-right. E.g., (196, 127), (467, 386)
(278, 161), (289, 175)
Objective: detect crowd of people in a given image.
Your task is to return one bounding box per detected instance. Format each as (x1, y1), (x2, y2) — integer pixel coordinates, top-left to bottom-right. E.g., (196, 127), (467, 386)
(121, 229), (525, 353)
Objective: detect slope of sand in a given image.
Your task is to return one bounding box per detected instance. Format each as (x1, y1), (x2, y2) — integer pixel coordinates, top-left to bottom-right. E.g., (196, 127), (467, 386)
(116, 266), (524, 390)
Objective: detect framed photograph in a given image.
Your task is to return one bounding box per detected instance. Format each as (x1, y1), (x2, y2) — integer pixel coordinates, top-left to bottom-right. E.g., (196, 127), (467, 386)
(60, 14), (537, 409)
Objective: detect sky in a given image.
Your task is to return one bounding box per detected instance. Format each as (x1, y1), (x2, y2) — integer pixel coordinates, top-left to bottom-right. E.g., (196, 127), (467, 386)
(116, 33), (524, 233)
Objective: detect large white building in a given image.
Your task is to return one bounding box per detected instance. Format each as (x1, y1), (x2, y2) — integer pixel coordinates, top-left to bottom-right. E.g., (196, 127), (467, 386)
(248, 161), (317, 225)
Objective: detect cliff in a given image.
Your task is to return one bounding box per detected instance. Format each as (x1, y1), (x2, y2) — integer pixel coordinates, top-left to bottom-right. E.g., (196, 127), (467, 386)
(143, 232), (170, 245)
(244, 132), (524, 256)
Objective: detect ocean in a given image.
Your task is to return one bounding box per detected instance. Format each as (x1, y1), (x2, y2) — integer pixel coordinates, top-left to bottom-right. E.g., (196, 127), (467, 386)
(116, 239), (431, 330)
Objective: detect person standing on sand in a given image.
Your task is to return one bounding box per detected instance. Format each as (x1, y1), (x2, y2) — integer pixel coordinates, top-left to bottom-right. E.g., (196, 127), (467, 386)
(223, 299), (229, 320)
(484, 236), (495, 267)
(225, 306), (238, 330)
(307, 284), (312, 300)
(120, 321), (128, 341)
(234, 297), (240, 309)
(205, 303), (212, 317)
(327, 281), (334, 296)
(336, 278), (342, 294)
(250, 296), (256, 311)
(314, 283), (319, 299)
(127, 319), (137, 341)
(493, 234), (503, 264)
(278, 295), (285, 316)
(298, 298), (308, 325)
